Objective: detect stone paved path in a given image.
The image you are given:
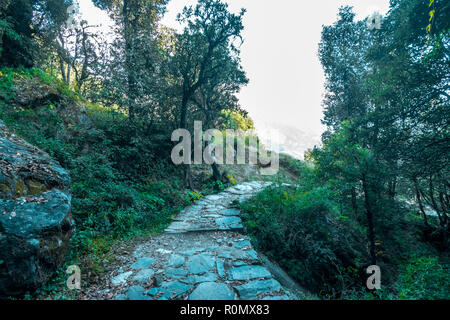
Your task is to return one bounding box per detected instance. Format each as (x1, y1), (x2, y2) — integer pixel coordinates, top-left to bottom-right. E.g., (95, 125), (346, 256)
(108, 181), (297, 300)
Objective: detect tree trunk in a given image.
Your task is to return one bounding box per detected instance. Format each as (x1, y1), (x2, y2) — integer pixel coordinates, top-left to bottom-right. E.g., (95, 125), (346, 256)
(211, 162), (222, 181)
(179, 91), (193, 189)
(351, 186), (358, 216)
(388, 176), (397, 199)
(0, 29), (3, 61)
(59, 57), (67, 83)
(66, 62), (71, 85)
(414, 177), (429, 227)
(179, 91), (189, 129)
(428, 175), (446, 226)
(362, 175), (376, 265)
(184, 164), (194, 190)
(123, 0), (137, 120)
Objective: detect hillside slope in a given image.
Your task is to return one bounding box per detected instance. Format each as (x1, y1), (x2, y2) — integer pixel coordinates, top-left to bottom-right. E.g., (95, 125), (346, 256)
(0, 68), (302, 298)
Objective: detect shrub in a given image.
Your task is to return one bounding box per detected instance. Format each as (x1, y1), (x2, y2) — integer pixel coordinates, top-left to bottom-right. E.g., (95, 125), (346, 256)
(395, 256), (450, 300)
(240, 180), (368, 297)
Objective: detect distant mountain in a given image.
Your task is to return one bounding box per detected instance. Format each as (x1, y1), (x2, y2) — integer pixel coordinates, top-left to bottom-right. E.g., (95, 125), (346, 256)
(255, 121), (322, 160)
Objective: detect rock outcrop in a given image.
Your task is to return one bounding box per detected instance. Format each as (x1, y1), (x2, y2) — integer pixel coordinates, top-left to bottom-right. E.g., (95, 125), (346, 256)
(0, 120), (73, 297)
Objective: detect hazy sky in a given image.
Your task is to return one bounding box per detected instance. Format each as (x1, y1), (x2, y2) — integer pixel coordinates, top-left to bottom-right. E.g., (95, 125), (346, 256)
(79, 0), (390, 139)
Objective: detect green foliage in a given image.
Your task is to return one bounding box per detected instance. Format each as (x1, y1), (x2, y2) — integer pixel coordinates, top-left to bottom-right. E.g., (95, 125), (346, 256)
(0, 0), (70, 68)
(218, 110), (255, 131)
(307, 0), (449, 298)
(240, 166), (369, 298)
(226, 174), (237, 186)
(185, 190), (203, 203)
(0, 67), (84, 103)
(0, 18), (21, 43)
(0, 68), (186, 277)
(240, 155), (448, 299)
(202, 179), (228, 195)
(396, 256), (450, 300)
(352, 255), (450, 300)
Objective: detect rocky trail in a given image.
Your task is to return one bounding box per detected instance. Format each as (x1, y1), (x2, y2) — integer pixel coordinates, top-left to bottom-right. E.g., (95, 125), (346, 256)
(101, 181), (298, 301)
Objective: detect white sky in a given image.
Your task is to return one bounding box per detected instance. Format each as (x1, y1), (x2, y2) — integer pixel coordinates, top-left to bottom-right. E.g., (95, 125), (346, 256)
(78, 0), (390, 140)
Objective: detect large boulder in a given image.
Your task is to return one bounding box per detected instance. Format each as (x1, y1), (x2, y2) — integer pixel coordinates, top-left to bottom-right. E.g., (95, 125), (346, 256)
(0, 120), (73, 297)
(12, 77), (93, 130)
(12, 78), (60, 107)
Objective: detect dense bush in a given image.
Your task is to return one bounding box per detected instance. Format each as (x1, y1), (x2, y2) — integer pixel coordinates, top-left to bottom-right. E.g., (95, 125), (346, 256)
(240, 163), (369, 298)
(395, 256), (450, 300)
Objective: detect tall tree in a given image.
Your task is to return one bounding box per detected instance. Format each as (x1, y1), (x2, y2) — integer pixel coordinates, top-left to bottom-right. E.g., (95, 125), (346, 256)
(93, 0), (168, 120)
(318, 6), (372, 131)
(173, 0), (246, 130)
(170, 0), (247, 187)
(0, 0), (70, 67)
(316, 0), (450, 260)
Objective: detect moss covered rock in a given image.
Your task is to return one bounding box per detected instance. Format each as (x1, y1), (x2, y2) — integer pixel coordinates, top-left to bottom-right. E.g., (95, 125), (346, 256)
(0, 120), (73, 297)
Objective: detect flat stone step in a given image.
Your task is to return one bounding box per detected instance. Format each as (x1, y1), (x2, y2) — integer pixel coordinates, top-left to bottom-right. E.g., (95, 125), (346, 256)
(165, 226), (244, 234)
(234, 279), (283, 300)
(189, 282), (235, 300)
